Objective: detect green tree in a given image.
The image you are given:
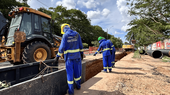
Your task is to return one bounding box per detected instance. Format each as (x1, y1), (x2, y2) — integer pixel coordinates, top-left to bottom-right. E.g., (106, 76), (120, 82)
(110, 36), (123, 48)
(126, 0), (170, 48)
(82, 43), (88, 48)
(91, 41), (99, 47)
(124, 42), (129, 44)
(0, 0), (29, 21)
(38, 6), (107, 46)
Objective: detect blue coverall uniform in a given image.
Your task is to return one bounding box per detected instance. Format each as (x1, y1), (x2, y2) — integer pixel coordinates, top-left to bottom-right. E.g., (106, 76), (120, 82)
(94, 39), (112, 72)
(107, 40), (116, 66)
(57, 27), (83, 95)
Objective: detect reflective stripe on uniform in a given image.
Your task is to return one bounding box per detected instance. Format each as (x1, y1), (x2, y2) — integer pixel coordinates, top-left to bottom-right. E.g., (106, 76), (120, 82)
(67, 81), (74, 84)
(74, 76), (81, 81)
(104, 67), (107, 69)
(64, 49), (81, 54)
(108, 67), (112, 69)
(80, 49), (84, 52)
(57, 52), (62, 56)
(111, 61), (115, 63)
(103, 48), (110, 51)
(111, 45), (114, 47)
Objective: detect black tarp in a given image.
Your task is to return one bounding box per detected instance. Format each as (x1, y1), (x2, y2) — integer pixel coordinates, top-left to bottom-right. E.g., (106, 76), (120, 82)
(0, 12), (8, 41)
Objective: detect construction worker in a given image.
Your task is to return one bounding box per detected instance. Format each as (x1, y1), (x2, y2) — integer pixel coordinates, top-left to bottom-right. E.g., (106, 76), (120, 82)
(93, 36), (112, 73)
(54, 23), (84, 95)
(99, 39), (116, 68)
(107, 39), (116, 67)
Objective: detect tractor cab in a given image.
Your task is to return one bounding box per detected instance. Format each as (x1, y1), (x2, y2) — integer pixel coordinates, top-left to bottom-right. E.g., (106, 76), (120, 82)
(0, 7), (61, 64)
(7, 7), (53, 46)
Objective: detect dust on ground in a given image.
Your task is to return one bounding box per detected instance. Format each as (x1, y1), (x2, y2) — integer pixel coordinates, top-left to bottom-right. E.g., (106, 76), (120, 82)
(74, 53), (170, 95)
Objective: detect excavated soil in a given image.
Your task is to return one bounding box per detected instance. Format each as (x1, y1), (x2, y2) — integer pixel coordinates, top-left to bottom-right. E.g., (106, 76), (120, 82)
(85, 52), (127, 81)
(85, 59), (103, 81)
(74, 53), (170, 95)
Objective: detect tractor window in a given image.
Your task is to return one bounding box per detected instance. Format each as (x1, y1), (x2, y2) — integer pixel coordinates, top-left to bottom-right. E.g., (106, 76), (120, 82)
(8, 14), (22, 37)
(34, 15), (39, 30)
(41, 17), (50, 33)
(6, 14), (22, 46)
(19, 13), (32, 36)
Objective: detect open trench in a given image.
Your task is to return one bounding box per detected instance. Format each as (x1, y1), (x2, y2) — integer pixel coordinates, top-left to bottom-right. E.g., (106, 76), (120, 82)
(85, 51), (128, 81)
(0, 51), (131, 95)
(57, 51), (129, 81)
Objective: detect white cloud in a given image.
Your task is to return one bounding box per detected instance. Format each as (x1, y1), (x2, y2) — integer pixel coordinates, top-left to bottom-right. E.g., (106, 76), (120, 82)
(77, 1), (83, 7)
(114, 31), (124, 34)
(87, 10), (101, 19)
(102, 8), (110, 17)
(99, 0), (111, 5)
(117, 0), (133, 31)
(121, 25), (129, 32)
(77, 0), (100, 9)
(117, 0), (128, 14)
(56, 0), (76, 10)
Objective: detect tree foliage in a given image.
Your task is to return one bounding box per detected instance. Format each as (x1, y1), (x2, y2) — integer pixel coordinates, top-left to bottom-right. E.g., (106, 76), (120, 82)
(38, 6), (123, 47)
(0, 0), (29, 21)
(110, 36), (123, 48)
(0, 1), (123, 48)
(91, 41), (100, 47)
(126, 0), (170, 48)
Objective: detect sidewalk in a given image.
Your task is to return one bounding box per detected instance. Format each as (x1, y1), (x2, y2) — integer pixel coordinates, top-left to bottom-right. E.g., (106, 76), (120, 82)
(73, 53), (133, 95)
(73, 53), (170, 95)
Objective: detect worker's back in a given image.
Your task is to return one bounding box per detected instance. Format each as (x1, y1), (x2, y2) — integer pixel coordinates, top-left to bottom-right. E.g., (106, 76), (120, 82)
(99, 39), (111, 56)
(107, 39), (116, 52)
(59, 28), (83, 61)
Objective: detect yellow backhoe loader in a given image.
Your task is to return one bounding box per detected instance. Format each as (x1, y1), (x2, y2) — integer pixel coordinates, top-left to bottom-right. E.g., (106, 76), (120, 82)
(0, 7), (61, 64)
(122, 33), (135, 52)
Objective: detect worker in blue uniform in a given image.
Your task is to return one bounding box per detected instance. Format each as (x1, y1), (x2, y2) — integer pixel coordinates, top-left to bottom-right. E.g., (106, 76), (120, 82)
(99, 39), (116, 68)
(107, 39), (116, 67)
(93, 36), (112, 73)
(54, 23), (84, 95)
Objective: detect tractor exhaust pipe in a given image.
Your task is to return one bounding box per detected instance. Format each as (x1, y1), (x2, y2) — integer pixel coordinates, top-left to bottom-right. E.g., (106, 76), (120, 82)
(146, 50), (163, 59)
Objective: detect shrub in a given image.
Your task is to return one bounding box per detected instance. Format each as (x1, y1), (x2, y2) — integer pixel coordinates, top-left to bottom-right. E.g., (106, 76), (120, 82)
(83, 43), (88, 48)
(132, 50), (141, 58)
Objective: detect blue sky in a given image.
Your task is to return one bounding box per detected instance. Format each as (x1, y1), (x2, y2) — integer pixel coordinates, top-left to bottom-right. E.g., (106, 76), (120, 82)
(26, 0), (134, 43)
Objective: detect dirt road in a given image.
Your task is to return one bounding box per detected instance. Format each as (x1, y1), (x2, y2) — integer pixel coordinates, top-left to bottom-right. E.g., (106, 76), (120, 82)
(74, 53), (170, 95)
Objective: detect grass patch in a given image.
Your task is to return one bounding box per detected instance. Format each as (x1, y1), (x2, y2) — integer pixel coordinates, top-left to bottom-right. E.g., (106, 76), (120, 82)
(162, 56), (170, 62)
(132, 50), (141, 58)
(139, 50), (143, 53)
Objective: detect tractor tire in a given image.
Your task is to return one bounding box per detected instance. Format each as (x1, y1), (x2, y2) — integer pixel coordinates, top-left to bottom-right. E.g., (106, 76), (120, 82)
(22, 41), (51, 64)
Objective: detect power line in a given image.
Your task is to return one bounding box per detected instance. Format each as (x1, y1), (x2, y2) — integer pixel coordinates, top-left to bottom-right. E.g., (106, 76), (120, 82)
(37, 0), (49, 8)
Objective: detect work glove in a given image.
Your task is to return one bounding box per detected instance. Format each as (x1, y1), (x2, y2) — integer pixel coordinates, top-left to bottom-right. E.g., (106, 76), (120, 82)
(99, 51), (102, 54)
(93, 53), (96, 56)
